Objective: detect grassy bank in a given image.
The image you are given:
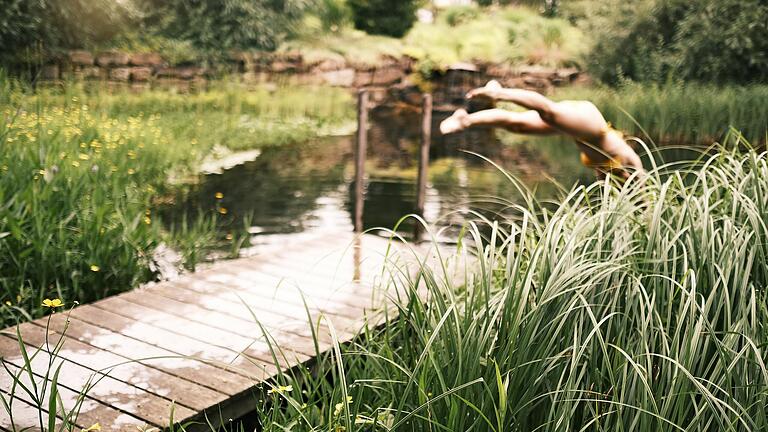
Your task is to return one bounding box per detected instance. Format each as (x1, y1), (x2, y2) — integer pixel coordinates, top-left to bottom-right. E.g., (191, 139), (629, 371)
(0, 77), (353, 326)
(283, 5), (587, 72)
(247, 142), (768, 431)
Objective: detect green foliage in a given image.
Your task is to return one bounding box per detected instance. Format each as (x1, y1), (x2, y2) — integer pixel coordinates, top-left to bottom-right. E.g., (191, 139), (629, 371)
(0, 0), (132, 61)
(347, 0), (420, 37)
(314, 0), (352, 33)
(589, 0), (768, 85)
(131, 0), (311, 53)
(0, 78), (353, 327)
(443, 5), (480, 27)
(206, 144), (768, 432)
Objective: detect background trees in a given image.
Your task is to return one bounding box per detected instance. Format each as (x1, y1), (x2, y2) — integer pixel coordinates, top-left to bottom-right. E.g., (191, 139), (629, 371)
(588, 0), (768, 85)
(347, 0), (421, 37)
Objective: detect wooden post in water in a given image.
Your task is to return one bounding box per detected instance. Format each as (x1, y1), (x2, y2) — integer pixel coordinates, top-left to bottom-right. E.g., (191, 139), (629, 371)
(415, 93), (433, 241)
(354, 89), (369, 234)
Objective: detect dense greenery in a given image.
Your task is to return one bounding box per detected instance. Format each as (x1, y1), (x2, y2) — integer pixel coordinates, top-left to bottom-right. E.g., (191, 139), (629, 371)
(285, 5), (587, 69)
(219, 144), (768, 431)
(589, 0), (768, 84)
(0, 0), (131, 62)
(347, 0), (420, 38)
(136, 0), (309, 53)
(0, 77), (353, 327)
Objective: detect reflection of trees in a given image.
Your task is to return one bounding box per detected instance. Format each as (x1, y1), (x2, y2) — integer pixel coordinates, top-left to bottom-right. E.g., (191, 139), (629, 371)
(162, 138), (350, 234)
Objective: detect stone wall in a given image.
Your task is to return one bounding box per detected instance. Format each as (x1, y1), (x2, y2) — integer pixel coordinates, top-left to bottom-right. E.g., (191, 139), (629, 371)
(40, 50), (588, 107)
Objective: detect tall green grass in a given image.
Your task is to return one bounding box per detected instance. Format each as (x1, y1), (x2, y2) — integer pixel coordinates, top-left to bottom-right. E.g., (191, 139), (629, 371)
(242, 141), (768, 431)
(0, 76), (354, 327)
(555, 84), (768, 146)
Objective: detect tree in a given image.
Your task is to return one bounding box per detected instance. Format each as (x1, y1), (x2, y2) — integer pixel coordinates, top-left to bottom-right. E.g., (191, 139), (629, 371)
(0, 0), (132, 61)
(137, 0), (310, 52)
(589, 0), (768, 85)
(348, 0), (420, 38)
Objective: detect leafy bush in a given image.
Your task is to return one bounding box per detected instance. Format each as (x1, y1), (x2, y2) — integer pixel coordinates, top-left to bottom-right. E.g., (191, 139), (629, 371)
(347, 0), (420, 38)
(131, 0), (311, 53)
(443, 5), (480, 27)
(0, 0), (132, 62)
(589, 0), (768, 85)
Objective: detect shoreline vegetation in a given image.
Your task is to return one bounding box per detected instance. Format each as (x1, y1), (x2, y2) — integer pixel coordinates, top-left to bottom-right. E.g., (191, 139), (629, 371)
(257, 143), (768, 431)
(0, 76), (354, 327)
(13, 143), (768, 431)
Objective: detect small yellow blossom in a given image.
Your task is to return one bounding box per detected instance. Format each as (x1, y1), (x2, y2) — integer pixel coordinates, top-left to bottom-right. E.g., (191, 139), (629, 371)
(42, 298), (64, 308)
(267, 385), (293, 395)
(90, 265), (100, 272)
(218, 207), (228, 215)
(72, 161), (80, 167)
(215, 192), (224, 199)
(81, 423), (101, 432)
(5, 301), (11, 306)
(127, 168), (135, 175)
(78, 153), (90, 160)
(225, 233), (233, 241)
(143, 216), (152, 225)
(334, 396), (353, 416)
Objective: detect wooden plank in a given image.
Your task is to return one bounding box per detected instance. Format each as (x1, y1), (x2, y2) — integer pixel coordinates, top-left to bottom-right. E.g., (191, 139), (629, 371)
(94, 296), (313, 365)
(0, 333), (174, 429)
(143, 282), (364, 339)
(37, 313), (250, 396)
(164, 278), (369, 323)
(67, 306), (285, 381)
(2, 322), (225, 412)
(200, 269), (383, 310)
(0, 390), (62, 432)
(115, 290), (340, 349)
(0, 361), (149, 431)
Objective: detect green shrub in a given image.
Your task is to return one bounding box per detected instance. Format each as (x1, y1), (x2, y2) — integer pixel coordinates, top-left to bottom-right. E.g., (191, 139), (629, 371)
(347, 0), (420, 38)
(135, 0), (310, 53)
(0, 0), (132, 62)
(589, 0), (768, 85)
(443, 5), (480, 27)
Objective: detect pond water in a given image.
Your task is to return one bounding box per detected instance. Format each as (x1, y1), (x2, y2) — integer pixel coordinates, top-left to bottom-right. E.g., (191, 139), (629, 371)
(162, 107), (602, 249)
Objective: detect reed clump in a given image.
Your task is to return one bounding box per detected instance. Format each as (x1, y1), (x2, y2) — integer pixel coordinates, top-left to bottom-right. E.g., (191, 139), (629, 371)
(258, 141), (768, 431)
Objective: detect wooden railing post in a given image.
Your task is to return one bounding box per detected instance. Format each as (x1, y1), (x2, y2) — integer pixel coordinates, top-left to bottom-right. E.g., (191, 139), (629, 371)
(354, 89), (369, 234)
(415, 93), (433, 241)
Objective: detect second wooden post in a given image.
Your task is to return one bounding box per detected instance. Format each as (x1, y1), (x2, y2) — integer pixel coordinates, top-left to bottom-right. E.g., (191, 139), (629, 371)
(415, 93), (433, 240)
(354, 90), (369, 233)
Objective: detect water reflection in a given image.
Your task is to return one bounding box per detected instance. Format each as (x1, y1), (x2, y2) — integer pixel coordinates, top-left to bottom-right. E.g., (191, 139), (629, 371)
(163, 107), (590, 246)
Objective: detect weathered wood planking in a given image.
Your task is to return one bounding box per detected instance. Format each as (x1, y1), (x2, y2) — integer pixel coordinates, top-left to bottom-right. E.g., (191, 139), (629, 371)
(0, 232), (414, 431)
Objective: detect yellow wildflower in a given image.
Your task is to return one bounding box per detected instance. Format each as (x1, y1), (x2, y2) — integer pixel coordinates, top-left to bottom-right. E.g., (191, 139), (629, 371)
(72, 161), (80, 167)
(81, 423), (101, 432)
(42, 298), (64, 308)
(267, 385), (293, 395)
(5, 301), (11, 306)
(127, 168), (135, 175)
(215, 192), (224, 199)
(143, 216), (152, 225)
(218, 207), (228, 215)
(334, 396), (353, 416)
(78, 153), (90, 160)
(90, 265), (100, 272)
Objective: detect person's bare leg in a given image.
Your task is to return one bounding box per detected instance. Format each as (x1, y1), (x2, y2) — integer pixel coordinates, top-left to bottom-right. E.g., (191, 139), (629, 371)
(440, 109), (557, 135)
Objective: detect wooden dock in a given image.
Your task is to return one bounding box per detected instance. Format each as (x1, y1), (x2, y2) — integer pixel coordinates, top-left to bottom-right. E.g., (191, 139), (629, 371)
(0, 232), (420, 431)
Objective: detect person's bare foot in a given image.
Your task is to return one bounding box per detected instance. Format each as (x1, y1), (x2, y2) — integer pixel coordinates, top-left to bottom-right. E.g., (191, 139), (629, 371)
(467, 79), (504, 100)
(440, 109), (469, 135)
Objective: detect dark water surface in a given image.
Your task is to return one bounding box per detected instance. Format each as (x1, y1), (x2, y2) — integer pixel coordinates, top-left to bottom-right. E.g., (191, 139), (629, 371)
(163, 107), (598, 247)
